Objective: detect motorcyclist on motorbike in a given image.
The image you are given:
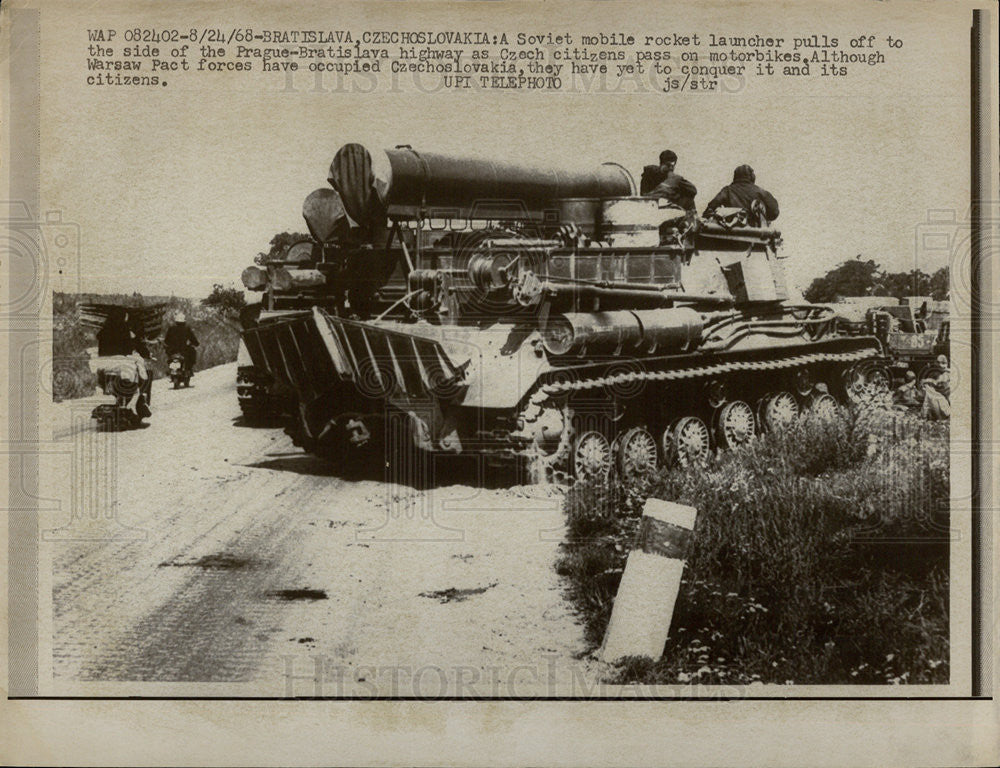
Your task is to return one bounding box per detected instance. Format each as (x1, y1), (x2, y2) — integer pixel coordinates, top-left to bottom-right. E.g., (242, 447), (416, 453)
(164, 312), (199, 377)
(95, 306), (152, 419)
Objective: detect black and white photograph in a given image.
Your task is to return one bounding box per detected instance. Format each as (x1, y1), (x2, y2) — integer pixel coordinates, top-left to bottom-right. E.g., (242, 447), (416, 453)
(2, 0), (997, 765)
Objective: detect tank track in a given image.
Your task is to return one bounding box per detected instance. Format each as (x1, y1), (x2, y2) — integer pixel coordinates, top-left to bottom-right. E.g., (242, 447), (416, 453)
(538, 347), (879, 396)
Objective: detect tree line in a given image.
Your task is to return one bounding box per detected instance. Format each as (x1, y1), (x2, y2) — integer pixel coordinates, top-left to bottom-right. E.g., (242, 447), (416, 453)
(802, 258), (948, 304)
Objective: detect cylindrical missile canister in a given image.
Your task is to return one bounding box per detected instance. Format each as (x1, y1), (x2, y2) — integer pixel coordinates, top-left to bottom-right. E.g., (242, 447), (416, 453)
(270, 268), (326, 292)
(282, 240), (315, 265)
(241, 266), (268, 291)
(632, 307), (704, 353)
(542, 308), (703, 356)
(600, 197), (682, 247)
(302, 188), (352, 243)
(601, 498), (698, 662)
(541, 311), (644, 356)
(328, 143), (634, 226)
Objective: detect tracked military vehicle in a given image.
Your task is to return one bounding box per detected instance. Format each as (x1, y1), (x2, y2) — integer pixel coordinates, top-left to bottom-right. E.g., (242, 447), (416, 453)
(239, 143), (888, 482)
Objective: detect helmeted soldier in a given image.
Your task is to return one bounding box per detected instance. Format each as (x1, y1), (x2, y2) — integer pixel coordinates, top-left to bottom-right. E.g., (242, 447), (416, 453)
(703, 164), (779, 225)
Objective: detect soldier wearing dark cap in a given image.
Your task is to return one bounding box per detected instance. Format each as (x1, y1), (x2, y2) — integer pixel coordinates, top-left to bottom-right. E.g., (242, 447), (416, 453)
(703, 164), (780, 224)
(640, 150), (698, 212)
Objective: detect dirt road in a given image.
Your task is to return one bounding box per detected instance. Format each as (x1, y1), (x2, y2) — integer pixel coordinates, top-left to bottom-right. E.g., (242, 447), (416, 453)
(49, 364), (596, 696)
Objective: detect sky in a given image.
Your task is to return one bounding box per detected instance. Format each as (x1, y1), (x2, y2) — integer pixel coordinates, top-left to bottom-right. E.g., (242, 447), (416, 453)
(37, 0), (972, 300)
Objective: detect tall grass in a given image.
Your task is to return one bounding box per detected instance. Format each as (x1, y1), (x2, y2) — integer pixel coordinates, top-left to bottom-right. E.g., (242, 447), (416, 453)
(556, 410), (950, 685)
(51, 292), (242, 401)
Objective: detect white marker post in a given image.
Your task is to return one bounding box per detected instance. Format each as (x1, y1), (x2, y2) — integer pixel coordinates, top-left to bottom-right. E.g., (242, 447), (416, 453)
(601, 498), (698, 663)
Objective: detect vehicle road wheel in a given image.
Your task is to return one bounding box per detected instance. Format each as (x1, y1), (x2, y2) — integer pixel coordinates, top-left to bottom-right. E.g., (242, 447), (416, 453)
(663, 416), (711, 467)
(843, 361), (892, 405)
(572, 430), (612, 482)
(759, 391), (799, 432)
(715, 400), (756, 450)
(809, 392), (841, 421)
(918, 364), (945, 387)
(616, 427), (658, 485)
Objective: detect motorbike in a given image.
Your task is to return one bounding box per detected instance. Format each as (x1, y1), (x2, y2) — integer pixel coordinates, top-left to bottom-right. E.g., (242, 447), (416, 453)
(168, 350), (193, 388)
(90, 357), (152, 431)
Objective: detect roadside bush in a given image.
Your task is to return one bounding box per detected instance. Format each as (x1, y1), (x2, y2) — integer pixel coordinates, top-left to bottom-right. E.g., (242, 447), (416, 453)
(556, 409), (950, 685)
(51, 293), (99, 401)
(201, 283), (247, 317)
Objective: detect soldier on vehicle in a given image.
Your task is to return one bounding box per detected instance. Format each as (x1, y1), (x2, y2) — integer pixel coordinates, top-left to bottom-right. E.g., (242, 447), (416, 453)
(703, 164), (780, 225)
(641, 150), (698, 212)
(165, 312), (200, 371)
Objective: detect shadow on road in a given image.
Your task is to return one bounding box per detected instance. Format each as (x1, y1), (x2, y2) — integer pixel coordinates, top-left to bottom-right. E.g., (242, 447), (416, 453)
(242, 450), (527, 490)
(244, 453), (343, 477)
(231, 414), (285, 429)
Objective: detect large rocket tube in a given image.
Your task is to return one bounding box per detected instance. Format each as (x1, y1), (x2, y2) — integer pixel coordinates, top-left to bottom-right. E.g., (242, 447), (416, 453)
(328, 143), (635, 226)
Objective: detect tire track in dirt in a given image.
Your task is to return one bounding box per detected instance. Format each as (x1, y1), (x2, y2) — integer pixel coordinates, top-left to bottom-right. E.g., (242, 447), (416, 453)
(50, 364), (596, 694)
